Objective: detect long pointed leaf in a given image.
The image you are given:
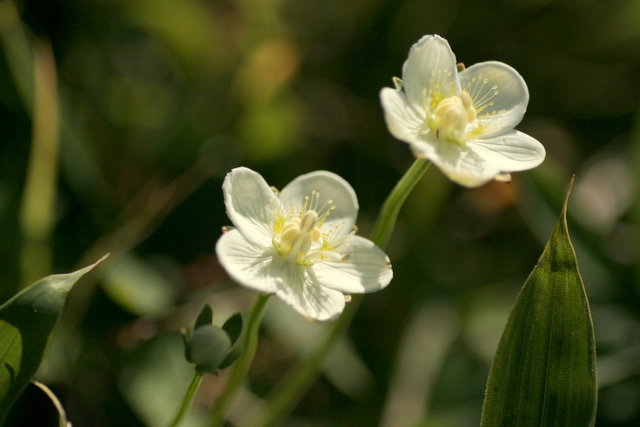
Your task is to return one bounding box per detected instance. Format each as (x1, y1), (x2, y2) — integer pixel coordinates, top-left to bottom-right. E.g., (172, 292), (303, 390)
(481, 181), (597, 427)
(0, 255), (107, 423)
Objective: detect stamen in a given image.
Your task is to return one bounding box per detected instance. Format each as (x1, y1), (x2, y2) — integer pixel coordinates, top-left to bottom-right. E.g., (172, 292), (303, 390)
(466, 74), (499, 114)
(271, 190), (351, 266)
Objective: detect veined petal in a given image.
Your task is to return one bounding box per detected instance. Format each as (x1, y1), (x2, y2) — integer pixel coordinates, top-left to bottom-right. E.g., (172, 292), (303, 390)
(412, 138), (500, 187)
(380, 87), (425, 144)
(274, 266), (346, 321)
(402, 35), (460, 114)
(223, 167), (276, 246)
(468, 130), (546, 172)
(313, 236), (393, 294)
(280, 171), (358, 236)
(216, 229), (283, 294)
(460, 61), (529, 138)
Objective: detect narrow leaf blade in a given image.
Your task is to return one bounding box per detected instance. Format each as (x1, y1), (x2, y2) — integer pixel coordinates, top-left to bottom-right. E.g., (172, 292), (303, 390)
(481, 182), (597, 427)
(0, 255), (107, 423)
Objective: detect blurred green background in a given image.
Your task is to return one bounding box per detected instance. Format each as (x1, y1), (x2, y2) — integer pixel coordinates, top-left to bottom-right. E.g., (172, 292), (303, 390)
(1, 0), (640, 425)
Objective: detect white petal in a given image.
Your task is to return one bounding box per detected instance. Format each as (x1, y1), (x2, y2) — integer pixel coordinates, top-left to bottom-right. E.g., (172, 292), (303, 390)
(468, 130), (546, 172)
(274, 266), (346, 321)
(313, 236), (393, 294)
(215, 229), (283, 294)
(460, 61), (529, 138)
(223, 167), (276, 246)
(280, 171), (358, 236)
(402, 35), (460, 114)
(379, 87), (425, 144)
(411, 138), (500, 187)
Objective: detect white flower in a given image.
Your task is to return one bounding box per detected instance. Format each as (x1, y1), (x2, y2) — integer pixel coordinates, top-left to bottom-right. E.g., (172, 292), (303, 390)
(215, 167), (393, 321)
(380, 34), (546, 187)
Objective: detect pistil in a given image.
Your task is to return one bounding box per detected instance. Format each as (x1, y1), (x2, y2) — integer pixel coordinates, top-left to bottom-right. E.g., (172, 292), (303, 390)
(429, 90), (476, 145)
(278, 210), (322, 264)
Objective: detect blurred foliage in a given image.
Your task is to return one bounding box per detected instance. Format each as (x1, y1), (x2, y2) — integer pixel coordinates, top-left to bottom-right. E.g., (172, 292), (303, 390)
(1, 0), (640, 425)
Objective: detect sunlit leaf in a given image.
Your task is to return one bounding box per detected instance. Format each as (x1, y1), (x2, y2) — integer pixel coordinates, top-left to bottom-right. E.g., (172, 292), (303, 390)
(0, 255), (107, 423)
(480, 180), (597, 427)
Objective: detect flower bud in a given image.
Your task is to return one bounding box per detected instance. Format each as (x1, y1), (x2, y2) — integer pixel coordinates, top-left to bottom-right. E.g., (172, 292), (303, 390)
(188, 325), (232, 373)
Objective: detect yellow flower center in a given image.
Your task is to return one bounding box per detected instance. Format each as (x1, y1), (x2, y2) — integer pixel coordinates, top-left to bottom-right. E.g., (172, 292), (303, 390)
(279, 210), (322, 264)
(429, 90), (476, 145)
(272, 191), (349, 266)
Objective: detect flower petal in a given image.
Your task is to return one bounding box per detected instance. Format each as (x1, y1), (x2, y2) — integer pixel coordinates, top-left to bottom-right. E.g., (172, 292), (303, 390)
(379, 87), (425, 144)
(223, 167), (276, 246)
(274, 266), (346, 321)
(280, 171), (358, 237)
(412, 129), (546, 187)
(411, 137), (499, 187)
(460, 61), (529, 138)
(216, 229), (283, 294)
(468, 130), (546, 172)
(313, 236), (393, 294)
(402, 35), (460, 114)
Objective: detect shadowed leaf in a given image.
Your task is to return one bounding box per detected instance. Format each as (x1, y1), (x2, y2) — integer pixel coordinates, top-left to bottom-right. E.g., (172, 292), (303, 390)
(222, 312), (242, 346)
(481, 180), (597, 427)
(194, 304), (213, 331)
(0, 255), (107, 423)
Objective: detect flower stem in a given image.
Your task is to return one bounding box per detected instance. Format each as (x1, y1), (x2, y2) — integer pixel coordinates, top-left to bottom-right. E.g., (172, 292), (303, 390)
(241, 158), (431, 427)
(209, 293), (271, 427)
(370, 158), (431, 248)
(168, 370), (204, 427)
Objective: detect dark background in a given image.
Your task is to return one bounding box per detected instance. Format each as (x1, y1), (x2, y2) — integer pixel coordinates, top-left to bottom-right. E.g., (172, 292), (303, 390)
(1, 0), (640, 425)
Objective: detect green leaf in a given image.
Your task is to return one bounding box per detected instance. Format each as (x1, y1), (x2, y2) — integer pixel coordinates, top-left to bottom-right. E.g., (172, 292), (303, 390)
(194, 303), (213, 331)
(181, 329), (193, 363)
(221, 312), (242, 346)
(218, 350), (241, 370)
(481, 180), (597, 427)
(0, 255), (107, 424)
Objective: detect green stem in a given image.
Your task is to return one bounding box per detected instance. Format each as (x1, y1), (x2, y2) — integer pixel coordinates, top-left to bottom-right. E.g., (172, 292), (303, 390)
(370, 158), (431, 248)
(210, 293), (271, 427)
(243, 158), (431, 427)
(168, 370), (204, 427)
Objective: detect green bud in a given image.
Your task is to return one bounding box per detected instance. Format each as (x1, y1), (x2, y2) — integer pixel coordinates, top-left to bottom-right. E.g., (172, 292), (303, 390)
(188, 325), (232, 373)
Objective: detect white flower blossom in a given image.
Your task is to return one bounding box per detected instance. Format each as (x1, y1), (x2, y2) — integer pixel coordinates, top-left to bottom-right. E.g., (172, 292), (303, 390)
(380, 34), (545, 187)
(216, 167), (393, 321)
